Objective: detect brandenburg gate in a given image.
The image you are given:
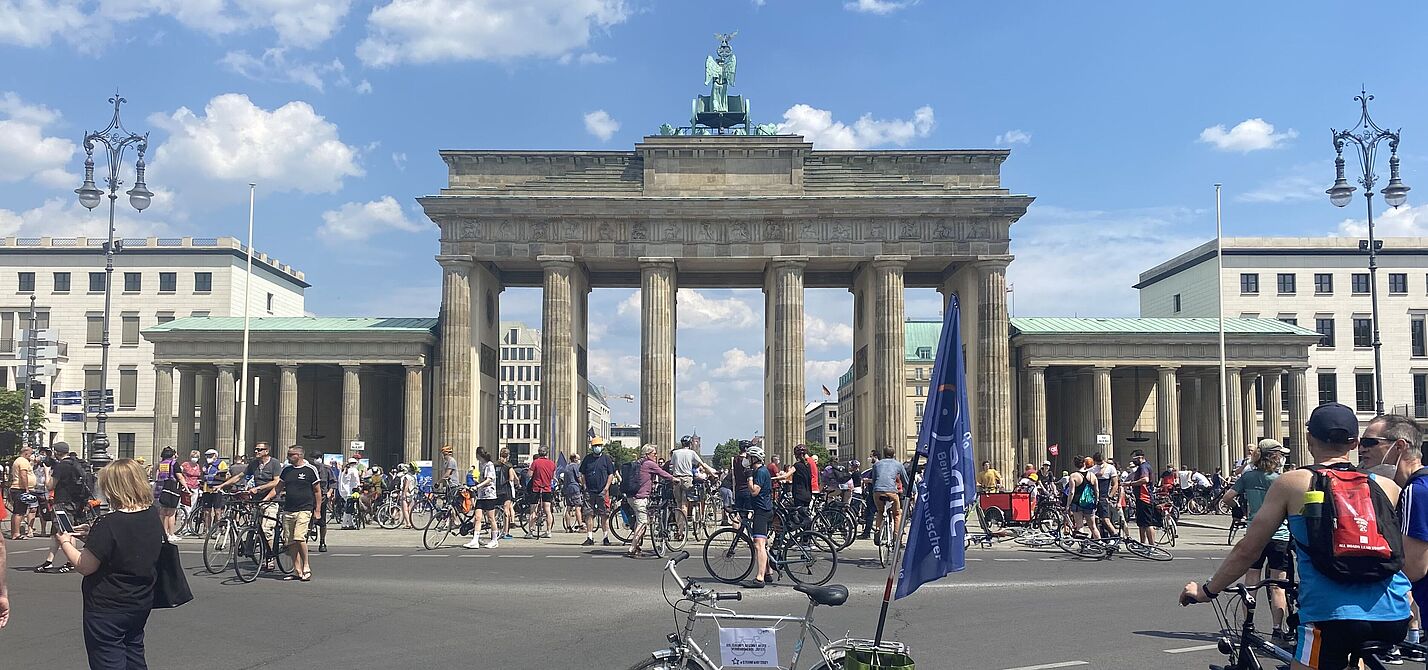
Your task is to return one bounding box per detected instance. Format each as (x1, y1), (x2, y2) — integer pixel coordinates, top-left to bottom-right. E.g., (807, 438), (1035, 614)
(418, 134), (1034, 472)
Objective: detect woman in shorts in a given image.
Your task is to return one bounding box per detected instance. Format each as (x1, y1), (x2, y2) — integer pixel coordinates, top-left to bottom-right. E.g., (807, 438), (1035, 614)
(495, 448), (517, 541)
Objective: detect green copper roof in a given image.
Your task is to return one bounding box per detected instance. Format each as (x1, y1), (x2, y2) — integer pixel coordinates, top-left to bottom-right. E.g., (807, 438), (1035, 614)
(906, 319), (942, 361)
(145, 316), (438, 333)
(1009, 317), (1319, 336)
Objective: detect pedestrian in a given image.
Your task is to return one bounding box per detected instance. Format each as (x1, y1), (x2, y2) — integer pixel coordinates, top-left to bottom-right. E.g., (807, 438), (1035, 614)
(579, 439), (616, 546)
(976, 460), (1002, 493)
(464, 447), (500, 549)
(495, 448), (516, 540)
(1066, 456), (1100, 540)
(1176, 463), (1192, 491)
(669, 436), (716, 538)
(1092, 453), (1117, 538)
(9, 445), (34, 540)
(54, 458), (164, 669)
(786, 444), (817, 529)
(1390, 415), (1428, 662)
(198, 449), (229, 533)
(731, 441), (752, 527)
(626, 444), (673, 558)
(0, 524), (9, 628)
(1217, 440), (1293, 642)
(178, 450), (202, 535)
(439, 445), (459, 500)
(313, 457), (334, 552)
(396, 463), (417, 529)
(37, 442), (89, 574)
(152, 447), (184, 542)
(527, 449), (557, 538)
(743, 445), (774, 588)
(339, 461), (361, 529)
(274, 446), (321, 582)
(30, 446), (51, 538)
(562, 452), (585, 533)
(1123, 449), (1159, 546)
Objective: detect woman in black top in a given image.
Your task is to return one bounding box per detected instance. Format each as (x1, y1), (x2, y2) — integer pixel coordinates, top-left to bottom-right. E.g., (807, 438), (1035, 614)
(55, 458), (164, 670)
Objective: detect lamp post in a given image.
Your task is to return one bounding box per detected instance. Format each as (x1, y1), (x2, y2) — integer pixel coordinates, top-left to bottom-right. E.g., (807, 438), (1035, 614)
(74, 95), (153, 467)
(1328, 90), (1409, 416)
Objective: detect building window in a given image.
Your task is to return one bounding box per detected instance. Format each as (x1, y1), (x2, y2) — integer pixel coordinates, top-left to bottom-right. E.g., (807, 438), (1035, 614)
(1416, 374), (1428, 418)
(1314, 273), (1333, 294)
(1353, 317), (1372, 348)
(117, 433), (135, 460)
(1414, 317), (1427, 357)
(1240, 273), (1259, 294)
(1277, 273), (1296, 294)
(17, 272), (34, 292)
(1390, 273), (1408, 294)
(53, 272), (70, 292)
(1281, 373), (1290, 412)
(1352, 273), (1370, 293)
(86, 315), (103, 345)
(1278, 316), (1298, 326)
(914, 402), (924, 420)
(1315, 317), (1335, 348)
(84, 369), (101, 395)
(190, 310), (208, 318)
(194, 272), (212, 293)
(266, 292), (274, 313)
(88, 272), (105, 292)
(1172, 294), (1182, 313)
(119, 369), (137, 409)
(1355, 373), (1375, 412)
(159, 272), (176, 293)
(156, 312), (174, 324)
(123, 272), (141, 292)
(828, 410), (836, 418)
(121, 315), (139, 345)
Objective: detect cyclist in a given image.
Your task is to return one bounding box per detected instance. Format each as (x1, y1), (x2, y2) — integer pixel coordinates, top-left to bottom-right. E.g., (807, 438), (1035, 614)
(1181, 403), (1411, 670)
(220, 442), (282, 555)
(439, 445), (459, 501)
(784, 444), (817, 530)
(562, 452), (585, 533)
(1123, 449), (1158, 546)
(579, 439), (616, 546)
(338, 460), (361, 529)
(1217, 441), (1294, 642)
(869, 446), (908, 546)
(495, 448), (517, 540)
(626, 444), (673, 559)
(527, 449), (557, 539)
(669, 436), (716, 539)
(1065, 457), (1100, 540)
(179, 450), (203, 534)
(314, 457), (335, 551)
(1092, 453), (1117, 538)
(743, 444), (774, 588)
(976, 460), (1001, 493)
(198, 448), (230, 532)
(464, 447), (500, 549)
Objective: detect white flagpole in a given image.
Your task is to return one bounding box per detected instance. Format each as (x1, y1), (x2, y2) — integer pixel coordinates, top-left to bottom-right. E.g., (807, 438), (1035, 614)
(237, 183), (255, 457)
(1215, 184), (1230, 473)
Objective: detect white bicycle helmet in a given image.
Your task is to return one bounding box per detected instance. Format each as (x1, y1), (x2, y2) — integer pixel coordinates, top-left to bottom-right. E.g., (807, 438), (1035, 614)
(746, 446), (765, 461)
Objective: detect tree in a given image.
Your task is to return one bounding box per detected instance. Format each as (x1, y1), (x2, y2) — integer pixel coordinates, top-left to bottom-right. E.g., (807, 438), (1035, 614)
(712, 438), (742, 469)
(804, 440), (831, 465)
(0, 389), (45, 460)
(604, 440), (637, 465)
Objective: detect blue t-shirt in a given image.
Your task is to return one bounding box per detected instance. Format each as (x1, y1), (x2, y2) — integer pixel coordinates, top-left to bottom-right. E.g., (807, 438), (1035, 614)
(580, 454), (615, 494)
(1399, 472), (1428, 607)
(871, 458), (906, 493)
(751, 466), (773, 512)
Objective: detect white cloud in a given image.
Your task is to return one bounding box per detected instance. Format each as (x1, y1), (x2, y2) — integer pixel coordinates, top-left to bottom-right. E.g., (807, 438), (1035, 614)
(392, 152), (408, 170)
(318, 196), (425, 241)
(778, 104), (934, 150)
(1198, 118), (1297, 153)
(1236, 174), (1322, 204)
(844, 0), (914, 13)
(712, 348), (764, 378)
(805, 314), (852, 350)
(617, 289), (759, 329)
(560, 51), (613, 65)
(0, 196), (174, 239)
(1335, 202), (1428, 238)
(995, 129), (1031, 146)
(149, 93), (363, 196)
(805, 358), (852, 390)
(589, 350), (640, 389)
(219, 49), (358, 93)
(0, 0), (90, 49)
(583, 109), (620, 141)
(684, 381), (721, 416)
(357, 0), (630, 67)
(0, 92), (77, 188)
(1008, 205), (1204, 317)
(355, 80), (373, 94)
(0, 0), (351, 50)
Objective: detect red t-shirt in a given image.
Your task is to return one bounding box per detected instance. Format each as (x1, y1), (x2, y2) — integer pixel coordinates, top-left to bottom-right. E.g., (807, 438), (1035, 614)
(529, 457), (556, 492)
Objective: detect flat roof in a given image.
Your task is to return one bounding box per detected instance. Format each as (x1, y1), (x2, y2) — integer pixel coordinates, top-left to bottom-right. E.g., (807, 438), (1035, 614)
(1135, 236), (1428, 289)
(1010, 316), (1319, 337)
(145, 316), (437, 333)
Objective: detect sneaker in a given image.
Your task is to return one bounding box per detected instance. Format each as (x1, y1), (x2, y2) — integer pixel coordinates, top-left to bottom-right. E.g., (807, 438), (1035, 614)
(166, 534), (181, 543)
(602, 537), (612, 546)
(581, 538), (594, 546)
(318, 543), (328, 553)
(1402, 646), (1427, 663)
(484, 540), (499, 549)
(1380, 647), (1404, 665)
(502, 534), (513, 540)
(462, 539), (483, 549)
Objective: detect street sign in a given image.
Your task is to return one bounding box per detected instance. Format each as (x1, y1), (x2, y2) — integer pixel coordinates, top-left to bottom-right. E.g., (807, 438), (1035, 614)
(60, 413), (84, 422)
(52, 390), (83, 399)
(20, 329), (57, 342)
(86, 389), (114, 398)
(1096, 434), (1111, 445)
(17, 345), (59, 359)
(51, 397), (82, 406)
(18, 364), (54, 377)
(350, 440), (365, 451)
(86, 404), (116, 413)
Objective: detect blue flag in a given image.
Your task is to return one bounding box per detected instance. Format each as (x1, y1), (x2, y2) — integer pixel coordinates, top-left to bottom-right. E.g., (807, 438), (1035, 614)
(554, 452), (567, 492)
(895, 294), (977, 599)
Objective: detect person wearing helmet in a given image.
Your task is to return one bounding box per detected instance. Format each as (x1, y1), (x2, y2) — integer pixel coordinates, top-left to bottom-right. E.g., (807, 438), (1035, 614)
(440, 445), (459, 492)
(744, 445), (774, 587)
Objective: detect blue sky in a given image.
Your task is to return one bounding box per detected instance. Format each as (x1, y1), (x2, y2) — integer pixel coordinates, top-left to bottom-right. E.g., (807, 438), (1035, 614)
(2, 0), (1425, 443)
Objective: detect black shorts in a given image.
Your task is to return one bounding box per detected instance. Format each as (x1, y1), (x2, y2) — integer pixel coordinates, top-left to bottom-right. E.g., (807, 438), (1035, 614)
(201, 492), (226, 509)
(157, 489), (181, 509)
(1134, 498), (1161, 529)
(1251, 539), (1293, 572)
(750, 510), (773, 538)
(8, 489), (31, 514)
(1095, 498), (1113, 519)
(585, 493), (610, 514)
(1298, 617), (1409, 670)
(476, 498), (499, 511)
(530, 491), (554, 503)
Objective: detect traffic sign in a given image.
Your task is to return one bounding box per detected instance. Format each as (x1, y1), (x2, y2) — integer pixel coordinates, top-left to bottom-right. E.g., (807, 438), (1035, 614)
(86, 404), (116, 413)
(51, 397), (82, 406)
(20, 329), (57, 342)
(52, 390), (83, 399)
(86, 389), (114, 398)
(1096, 434), (1111, 445)
(18, 364), (54, 377)
(16, 345), (59, 359)
(60, 413), (84, 422)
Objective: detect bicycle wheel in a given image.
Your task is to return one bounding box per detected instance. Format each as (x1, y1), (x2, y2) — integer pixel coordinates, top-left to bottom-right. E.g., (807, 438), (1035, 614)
(1055, 534), (1108, 559)
(376, 501), (402, 529)
(1158, 514), (1178, 547)
(1124, 539), (1173, 561)
(876, 523), (893, 567)
(609, 505), (634, 543)
(702, 527), (754, 584)
(1014, 530), (1057, 548)
(423, 510), (454, 550)
(203, 518), (234, 574)
(662, 507), (688, 553)
(782, 530), (839, 586)
(411, 499), (435, 530)
(234, 527), (263, 583)
(983, 507), (1006, 532)
(815, 508), (856, 550)
(274, 532), (295, 574)
(626, 655), (717, 670)
(1187, 497), (1207, 515)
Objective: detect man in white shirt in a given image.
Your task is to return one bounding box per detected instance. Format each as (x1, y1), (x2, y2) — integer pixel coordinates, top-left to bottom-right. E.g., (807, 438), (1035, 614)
(669, 436), (716, 538)
(1191, 467), (1212, 490)
(1176, 465), (1193, 490)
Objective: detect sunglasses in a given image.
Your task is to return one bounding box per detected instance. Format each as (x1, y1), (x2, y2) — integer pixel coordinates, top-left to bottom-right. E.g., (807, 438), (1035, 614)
(1359, 436), (1397, 449)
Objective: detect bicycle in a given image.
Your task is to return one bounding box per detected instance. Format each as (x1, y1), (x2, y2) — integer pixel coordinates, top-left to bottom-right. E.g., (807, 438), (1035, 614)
(423, 488), (478, 550)
(234, 503), (296, 583)
(631, 550), (908, 670)
(702, 507), (838, 586)
(871, 494), (903, 568)
(202, 491), (253, 574)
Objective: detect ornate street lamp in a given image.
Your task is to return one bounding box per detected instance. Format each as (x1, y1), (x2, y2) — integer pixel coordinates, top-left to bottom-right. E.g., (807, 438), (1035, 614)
(1329, 90), (1408, 415)
(75, 94), (152, 467)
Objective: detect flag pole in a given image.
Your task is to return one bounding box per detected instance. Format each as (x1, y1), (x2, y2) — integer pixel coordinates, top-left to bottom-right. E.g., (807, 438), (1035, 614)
(873, 450), (921, 646)
(236, 182), (255, 458)
(1215, 184), (1229, 473)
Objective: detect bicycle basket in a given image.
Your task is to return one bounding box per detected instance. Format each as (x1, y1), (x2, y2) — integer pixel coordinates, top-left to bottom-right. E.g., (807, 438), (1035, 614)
(844, 642), (914, 670)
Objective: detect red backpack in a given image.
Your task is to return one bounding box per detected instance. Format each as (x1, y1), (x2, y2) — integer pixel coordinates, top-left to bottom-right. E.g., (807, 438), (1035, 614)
(1296, 463), (1404, 583)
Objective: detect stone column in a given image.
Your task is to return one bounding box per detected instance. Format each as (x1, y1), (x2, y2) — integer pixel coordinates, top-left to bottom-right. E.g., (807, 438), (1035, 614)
(1261, 370), (1284, 442)
(1224, 367), (1244, 473)
(436, 255), (473, 460)
(540, 255), (577, 459)
(1026, 365), (1048, 465)
(278, 364), (298, 450)
(1179, 374), (1200, 470)
(1155, 366), (1181, 470)
(1240, 369), (1259, 449)
(341, 364), (361, 458)
(1286, 367), (1310, 466)
(215, 364), (236, 458)
(404, 364), (424, 463)
(1092, 365), (1114, 460)
(976, 260), (1014, 477)
(871, 256), (908, 456)
(242, 373), (260, 454)
(1198, 371), (1221, 471)
(152, 363), (174, 453)
(198, 368), (216, 453)
(177, 366), (196, 453)
(640, 258), (677, 455)
(764, 257), (807, 465)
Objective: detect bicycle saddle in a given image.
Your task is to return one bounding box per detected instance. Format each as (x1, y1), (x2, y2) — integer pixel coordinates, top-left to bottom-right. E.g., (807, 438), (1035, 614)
(794, 584), (848, 607)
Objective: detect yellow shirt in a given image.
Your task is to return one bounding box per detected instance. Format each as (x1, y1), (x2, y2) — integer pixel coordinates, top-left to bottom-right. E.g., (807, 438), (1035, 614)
(977, 468), (1001, 489)
(9, 456), (32, 490)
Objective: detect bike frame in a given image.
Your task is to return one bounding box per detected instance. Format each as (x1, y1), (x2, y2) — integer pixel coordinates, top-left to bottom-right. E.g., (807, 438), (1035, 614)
(1212, 581), (1297, 670)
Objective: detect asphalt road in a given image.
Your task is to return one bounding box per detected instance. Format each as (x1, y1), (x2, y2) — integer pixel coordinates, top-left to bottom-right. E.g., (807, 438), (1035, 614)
(1, 527), (1239, 669)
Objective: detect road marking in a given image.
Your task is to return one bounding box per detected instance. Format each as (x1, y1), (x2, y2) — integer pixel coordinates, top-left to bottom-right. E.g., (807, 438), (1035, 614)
(547, 555), (579, 559)
(330, 553), (361, 557)
(1163, 644), (1220, 654)
(966, 558), (983, 561)
(500, 554), (535, 558)
(410, 554), (449, 557)
(1039, 558), (1060, 561)
(180, 551), (202, 555)
(460, 554), (488, 558)
(372, 553), (403, 557)
(993, 558), (1028, 562)
(998, 662), (1088, 670)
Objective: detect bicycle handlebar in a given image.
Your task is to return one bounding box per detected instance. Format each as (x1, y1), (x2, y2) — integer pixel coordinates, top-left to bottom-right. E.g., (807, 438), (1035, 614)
(665, 550), (741, 602)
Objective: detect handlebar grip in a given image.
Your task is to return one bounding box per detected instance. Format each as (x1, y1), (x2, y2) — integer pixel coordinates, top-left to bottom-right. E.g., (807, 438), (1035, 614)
(672, 550), (691, 564)
(717, 592), (743, 601)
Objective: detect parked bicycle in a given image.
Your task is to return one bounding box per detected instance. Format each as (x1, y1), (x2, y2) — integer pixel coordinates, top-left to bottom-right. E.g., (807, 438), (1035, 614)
(234, 503), (295, 583)
(703, 504), (838, 586)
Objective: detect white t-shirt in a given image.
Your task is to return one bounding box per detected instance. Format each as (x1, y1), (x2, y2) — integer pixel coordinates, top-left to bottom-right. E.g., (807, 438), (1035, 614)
(474, 461), (497, 500)
(1177, 469), (1193, 490)
(668, 448), (704, 478)
(339, 468), (361, 497)
(1192, 472), (1211, 488)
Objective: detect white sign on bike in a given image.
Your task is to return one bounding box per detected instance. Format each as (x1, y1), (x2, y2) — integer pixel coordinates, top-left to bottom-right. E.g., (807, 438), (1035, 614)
(719, 627), (778, 667)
